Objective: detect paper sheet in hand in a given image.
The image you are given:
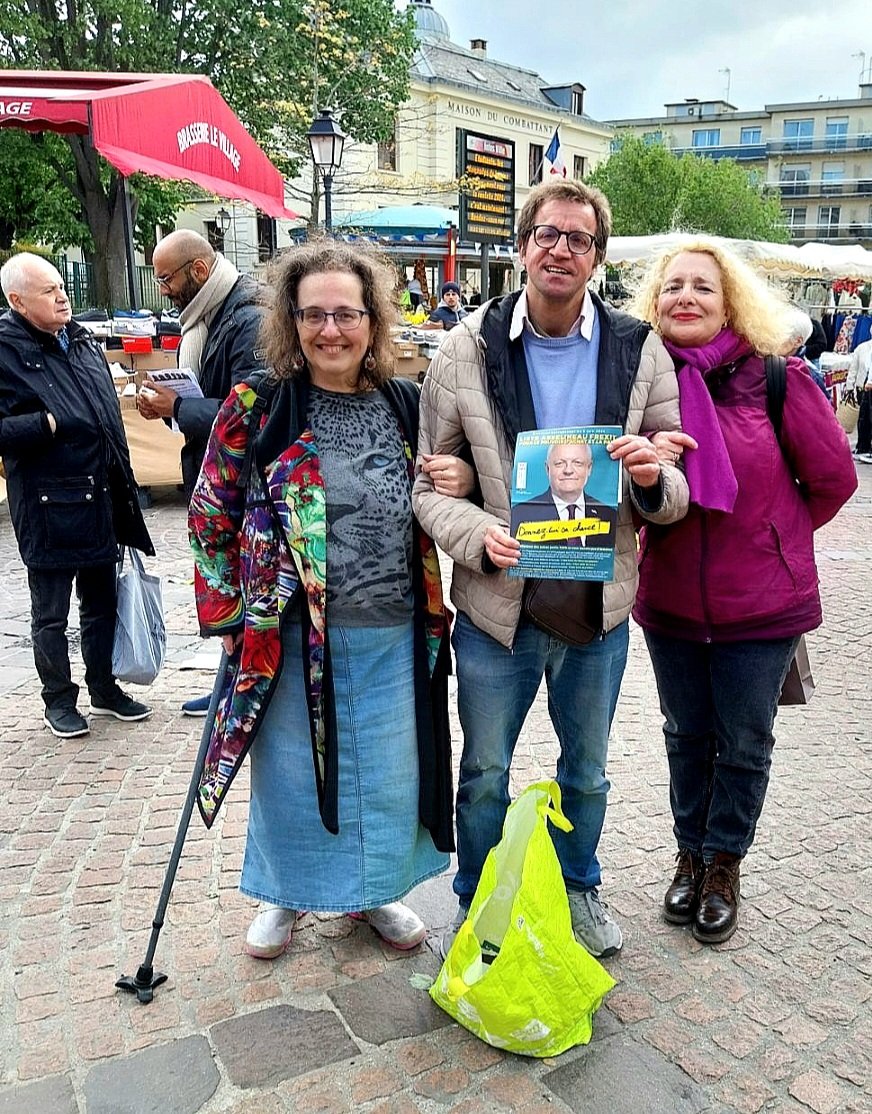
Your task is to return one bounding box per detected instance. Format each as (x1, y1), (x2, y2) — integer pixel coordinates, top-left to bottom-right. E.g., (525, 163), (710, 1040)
(146, 367), (202, 433)
(508, 426), (621, 582)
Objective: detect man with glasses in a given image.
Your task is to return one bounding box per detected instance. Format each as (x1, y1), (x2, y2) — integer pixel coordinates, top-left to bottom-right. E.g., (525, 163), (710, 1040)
(138, 229), (267, 715)
(413, 180), (688, 958)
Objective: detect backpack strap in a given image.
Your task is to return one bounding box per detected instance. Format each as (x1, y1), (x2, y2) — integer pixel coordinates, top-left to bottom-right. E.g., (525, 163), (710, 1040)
(764, 355), (787, 445)
(239, 374), (279, 489)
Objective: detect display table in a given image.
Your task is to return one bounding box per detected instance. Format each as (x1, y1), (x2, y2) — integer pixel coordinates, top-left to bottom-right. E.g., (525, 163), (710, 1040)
(120, 401), (185, 488)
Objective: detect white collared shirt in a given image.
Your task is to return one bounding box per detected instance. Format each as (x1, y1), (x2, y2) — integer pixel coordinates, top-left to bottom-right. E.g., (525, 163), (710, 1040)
(509, 287), (595, 342)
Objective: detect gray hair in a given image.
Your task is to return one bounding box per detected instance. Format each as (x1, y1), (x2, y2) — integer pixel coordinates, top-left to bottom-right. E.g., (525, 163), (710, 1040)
(0, 251), (48, 299)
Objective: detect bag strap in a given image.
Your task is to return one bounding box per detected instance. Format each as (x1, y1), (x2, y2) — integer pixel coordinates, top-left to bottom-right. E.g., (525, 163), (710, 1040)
(764, 354), (787, 445)
(239, 375), (279, 489)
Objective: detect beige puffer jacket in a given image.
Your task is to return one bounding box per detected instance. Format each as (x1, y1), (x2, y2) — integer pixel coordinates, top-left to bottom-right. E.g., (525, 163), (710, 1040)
(413, 304), (689, 648)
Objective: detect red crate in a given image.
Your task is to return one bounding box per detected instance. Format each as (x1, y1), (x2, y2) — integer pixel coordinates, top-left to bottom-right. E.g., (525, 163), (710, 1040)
(121, 336), (152, 354)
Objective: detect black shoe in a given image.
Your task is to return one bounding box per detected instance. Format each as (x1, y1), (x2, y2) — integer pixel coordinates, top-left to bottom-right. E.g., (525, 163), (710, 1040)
(664, 848), (704, 925)
(90, 688), (152, 721)
(693, 853), (741, 944)
(44, 707), (90, 738)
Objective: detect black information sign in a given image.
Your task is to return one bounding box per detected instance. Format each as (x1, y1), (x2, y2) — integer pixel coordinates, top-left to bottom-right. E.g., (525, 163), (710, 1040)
(457, 130), (515, 245)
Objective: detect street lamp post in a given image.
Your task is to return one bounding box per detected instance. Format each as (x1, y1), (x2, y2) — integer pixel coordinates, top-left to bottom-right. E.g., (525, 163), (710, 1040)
(307, 109), (346, 232)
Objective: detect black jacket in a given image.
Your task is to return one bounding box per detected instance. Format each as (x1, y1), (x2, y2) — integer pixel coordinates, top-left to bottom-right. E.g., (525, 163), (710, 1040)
(176, 276), (268, 496)
(0, 311), (153, 568)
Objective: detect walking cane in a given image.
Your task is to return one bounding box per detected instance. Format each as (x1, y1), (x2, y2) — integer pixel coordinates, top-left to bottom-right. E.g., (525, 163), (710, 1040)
(116, 656), (226, 1004)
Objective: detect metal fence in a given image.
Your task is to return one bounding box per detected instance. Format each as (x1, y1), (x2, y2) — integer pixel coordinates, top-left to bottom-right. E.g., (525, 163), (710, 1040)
(52, 256), (171, 312)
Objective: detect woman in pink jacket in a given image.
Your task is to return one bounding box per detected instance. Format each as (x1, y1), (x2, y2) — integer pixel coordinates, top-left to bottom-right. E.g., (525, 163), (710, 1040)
(632, 239), (856, 945)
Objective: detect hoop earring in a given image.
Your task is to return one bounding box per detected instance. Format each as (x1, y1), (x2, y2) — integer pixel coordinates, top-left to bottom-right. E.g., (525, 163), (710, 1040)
(364, 348), (376, 373)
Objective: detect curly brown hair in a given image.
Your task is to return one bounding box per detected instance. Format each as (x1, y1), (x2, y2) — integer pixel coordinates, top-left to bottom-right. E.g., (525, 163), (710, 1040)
(516, 180), (612, 268)
(262, 238), (399, 387)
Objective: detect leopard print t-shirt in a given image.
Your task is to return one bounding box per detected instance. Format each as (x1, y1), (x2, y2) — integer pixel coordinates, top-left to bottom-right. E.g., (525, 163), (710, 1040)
(309, 386), (413, 626)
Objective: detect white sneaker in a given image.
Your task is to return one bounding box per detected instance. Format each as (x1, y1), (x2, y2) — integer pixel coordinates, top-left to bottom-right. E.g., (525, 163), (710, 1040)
(568, 890), (623, 958)
(352, 902), (426, 950)
(244, 905), (299, 959)
(858, 453), (872, 464)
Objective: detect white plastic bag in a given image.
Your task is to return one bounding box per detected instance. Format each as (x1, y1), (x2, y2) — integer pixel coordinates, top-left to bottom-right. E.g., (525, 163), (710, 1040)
(112, 547), (165, 685)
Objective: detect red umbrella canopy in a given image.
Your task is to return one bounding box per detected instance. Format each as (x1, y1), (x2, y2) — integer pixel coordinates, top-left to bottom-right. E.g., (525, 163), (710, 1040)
(0, 70), (295, 219)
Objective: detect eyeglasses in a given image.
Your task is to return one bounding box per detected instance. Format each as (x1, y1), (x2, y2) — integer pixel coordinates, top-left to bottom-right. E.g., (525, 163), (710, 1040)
(531, 225), (597, 256)
(293, 307), (370, 330)
(153, 260), (195, 288)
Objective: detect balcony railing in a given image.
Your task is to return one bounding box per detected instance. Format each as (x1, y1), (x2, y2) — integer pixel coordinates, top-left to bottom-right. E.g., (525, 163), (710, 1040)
(787, 223), (872, 242)
(778, 178), (872, 198)
(671, 143), (767, 161)
(768, 134), (872, 155)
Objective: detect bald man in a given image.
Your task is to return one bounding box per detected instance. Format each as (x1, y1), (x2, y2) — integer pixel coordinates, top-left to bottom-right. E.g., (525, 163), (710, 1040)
(138, 229), (268, 497)
(0, 253), (154, 738)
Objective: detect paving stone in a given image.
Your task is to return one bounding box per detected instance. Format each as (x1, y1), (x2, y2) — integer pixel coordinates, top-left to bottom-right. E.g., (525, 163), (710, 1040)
(327, 955), (451, 1045)
(0, 1075), (79, 1114)
(543, 1033), (709, 1114)
(211, 1005), (358, 1089)
(83, 1036), (218, 1114)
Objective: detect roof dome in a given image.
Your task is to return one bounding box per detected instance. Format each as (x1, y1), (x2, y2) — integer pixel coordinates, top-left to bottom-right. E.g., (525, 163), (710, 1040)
(409, 0), (451, 41)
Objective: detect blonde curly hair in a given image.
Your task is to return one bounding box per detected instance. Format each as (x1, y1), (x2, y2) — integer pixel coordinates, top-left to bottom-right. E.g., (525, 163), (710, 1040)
(631, 237), (795, 355)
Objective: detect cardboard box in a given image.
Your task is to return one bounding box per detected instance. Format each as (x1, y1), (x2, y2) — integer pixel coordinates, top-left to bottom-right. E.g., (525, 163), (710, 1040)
(393, 356), (429, 382)
(393, 341), (419, 360)
(105, 347), (179, 376)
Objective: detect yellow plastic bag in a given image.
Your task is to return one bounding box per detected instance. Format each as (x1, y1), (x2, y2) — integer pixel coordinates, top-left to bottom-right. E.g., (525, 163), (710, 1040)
(429, 781), (616, 1057)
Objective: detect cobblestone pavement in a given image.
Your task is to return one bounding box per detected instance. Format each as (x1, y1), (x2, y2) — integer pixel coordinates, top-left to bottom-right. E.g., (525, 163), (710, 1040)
(0, 463), (870, 1114)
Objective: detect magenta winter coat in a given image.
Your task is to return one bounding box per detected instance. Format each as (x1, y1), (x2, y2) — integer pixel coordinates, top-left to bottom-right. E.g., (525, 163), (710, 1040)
(634, 355), (856, 642)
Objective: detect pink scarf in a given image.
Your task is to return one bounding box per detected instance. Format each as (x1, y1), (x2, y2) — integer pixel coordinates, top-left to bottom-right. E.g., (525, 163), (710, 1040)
(664, 328), (754, 514)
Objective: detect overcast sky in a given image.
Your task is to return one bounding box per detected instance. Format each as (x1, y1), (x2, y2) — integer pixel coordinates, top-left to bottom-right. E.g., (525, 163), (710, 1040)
(408, 1), (872, 122)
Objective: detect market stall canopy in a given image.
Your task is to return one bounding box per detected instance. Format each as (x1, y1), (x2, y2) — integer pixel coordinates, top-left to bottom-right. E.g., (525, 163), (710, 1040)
(334, 204), (458, 239)
(606, 233), (872, 281)
(0, 70), (295, 219)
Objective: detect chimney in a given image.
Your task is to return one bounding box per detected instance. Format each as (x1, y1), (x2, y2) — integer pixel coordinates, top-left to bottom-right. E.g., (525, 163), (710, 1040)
(860, 82), (872, 100)
(470, 38), (487, 57)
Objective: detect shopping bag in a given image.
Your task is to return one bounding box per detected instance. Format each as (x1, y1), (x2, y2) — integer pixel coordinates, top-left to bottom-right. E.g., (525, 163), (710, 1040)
(429, 781), (615, 1057)
(836, 397), (859, 434)
(778, 635), (815, 706)
(112, 546), (166, 685)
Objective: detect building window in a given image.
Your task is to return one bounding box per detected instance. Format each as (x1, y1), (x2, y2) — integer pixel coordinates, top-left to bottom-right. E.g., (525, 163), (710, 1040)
(821, 162), (845, 196)
(818, 205), (841, 237)
(740, 127), (762, 144)
(573, 155), (586, 180)
(529, 143), (543, 186)
(782, 207), (807, 235)
(642, 130), (663, 146)
(257, 214), (277, 262)
(783, 119), (814, 151)
(691, 129), (720, 148)
(377, 132), (397, 171)
(204, 221), (225, 252)
(571, 89), (584, 115)
(780, 166), (810, 197)
(826, 117), (849, 150)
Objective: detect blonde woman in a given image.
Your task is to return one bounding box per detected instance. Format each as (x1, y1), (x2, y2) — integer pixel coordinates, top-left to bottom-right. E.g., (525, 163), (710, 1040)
(632, 239), (856, 944)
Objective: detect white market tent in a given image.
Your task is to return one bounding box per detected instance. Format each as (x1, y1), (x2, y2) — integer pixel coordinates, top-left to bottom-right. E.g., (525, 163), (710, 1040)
(605, 234), (872, 281)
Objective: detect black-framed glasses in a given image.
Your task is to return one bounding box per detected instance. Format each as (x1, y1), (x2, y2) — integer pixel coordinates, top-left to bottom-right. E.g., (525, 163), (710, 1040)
(293, 307), (370, 330)
(153, 259), (195, 288)
(531, 225), (597, 256)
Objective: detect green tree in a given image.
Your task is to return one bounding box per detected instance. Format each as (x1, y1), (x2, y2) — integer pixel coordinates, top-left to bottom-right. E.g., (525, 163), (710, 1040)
(0, 0), (415, 307)
(588, 135), (788, 243)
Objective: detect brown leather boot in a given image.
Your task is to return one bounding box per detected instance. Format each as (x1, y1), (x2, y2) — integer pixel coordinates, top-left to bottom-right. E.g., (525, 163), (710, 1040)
(693, 853), (741, 944)
(664, 849), (704, 925)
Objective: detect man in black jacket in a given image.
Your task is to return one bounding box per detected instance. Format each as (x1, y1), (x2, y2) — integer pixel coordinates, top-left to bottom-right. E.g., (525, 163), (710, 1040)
(0, 254), (155, 738)
(137, 229), (267, 715)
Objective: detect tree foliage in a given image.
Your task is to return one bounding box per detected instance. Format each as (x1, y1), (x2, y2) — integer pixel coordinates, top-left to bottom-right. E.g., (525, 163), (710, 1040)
(587, 136), (789, 243)
(0, 0), (416, 305)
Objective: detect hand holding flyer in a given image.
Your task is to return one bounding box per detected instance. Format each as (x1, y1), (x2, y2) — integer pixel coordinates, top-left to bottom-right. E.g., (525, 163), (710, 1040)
(508, 426), (622, 582)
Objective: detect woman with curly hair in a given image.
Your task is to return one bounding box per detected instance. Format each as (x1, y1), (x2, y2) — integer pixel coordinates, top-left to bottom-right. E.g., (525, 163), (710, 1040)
(631, 239), (856, 944)
(188, 239), (471, 959)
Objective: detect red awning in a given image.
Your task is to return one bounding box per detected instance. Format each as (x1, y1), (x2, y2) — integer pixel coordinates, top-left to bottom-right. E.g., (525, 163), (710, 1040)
(0, 70), (295, 219)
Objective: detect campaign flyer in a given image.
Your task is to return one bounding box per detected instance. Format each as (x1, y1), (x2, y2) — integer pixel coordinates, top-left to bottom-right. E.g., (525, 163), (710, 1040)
(508, 426), (622, 582)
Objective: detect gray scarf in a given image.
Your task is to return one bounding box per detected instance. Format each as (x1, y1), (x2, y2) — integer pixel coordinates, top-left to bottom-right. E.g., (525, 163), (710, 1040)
(178, 253), (239, 377)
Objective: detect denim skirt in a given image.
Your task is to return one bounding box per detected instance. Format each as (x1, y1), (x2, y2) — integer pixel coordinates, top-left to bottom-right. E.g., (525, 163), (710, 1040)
(240, 619), (449, 912)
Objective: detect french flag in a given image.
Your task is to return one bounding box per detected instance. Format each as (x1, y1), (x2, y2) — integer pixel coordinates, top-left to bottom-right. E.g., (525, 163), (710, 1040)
(545, 129), (566, 177)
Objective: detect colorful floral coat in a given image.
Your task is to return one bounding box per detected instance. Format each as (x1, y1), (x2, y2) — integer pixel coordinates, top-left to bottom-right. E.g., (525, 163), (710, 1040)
(189, 373), (455, 851)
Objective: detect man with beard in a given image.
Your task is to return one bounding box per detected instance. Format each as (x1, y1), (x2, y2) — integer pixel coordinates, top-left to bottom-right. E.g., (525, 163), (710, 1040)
(138, 229), (267, 714)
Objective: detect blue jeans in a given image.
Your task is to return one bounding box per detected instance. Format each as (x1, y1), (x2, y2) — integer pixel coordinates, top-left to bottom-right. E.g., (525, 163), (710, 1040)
(452, 612), (629, 905)
(644, 631), (800, 859)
